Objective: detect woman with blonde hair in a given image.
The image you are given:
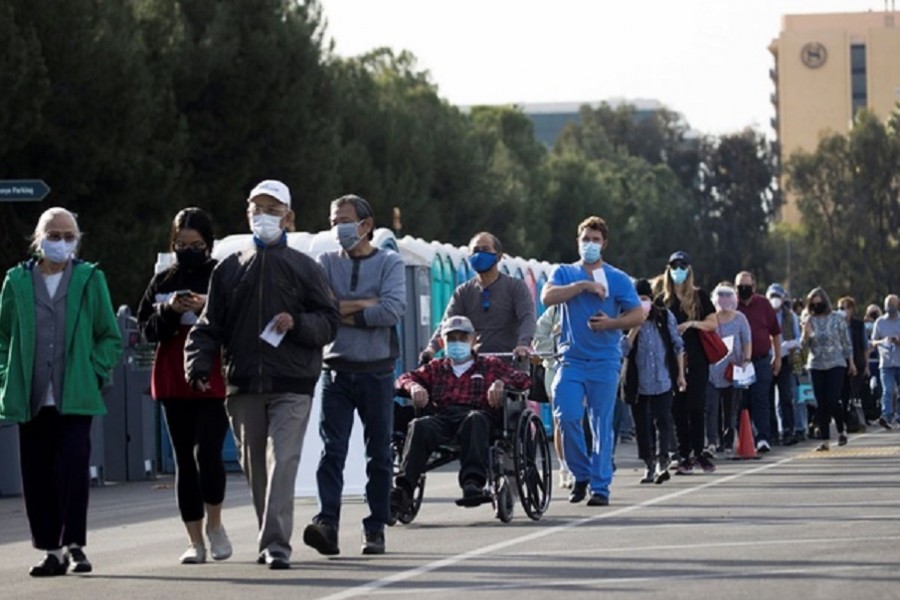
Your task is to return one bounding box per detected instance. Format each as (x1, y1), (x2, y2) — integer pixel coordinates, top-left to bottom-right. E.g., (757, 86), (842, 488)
(658, 251), (717, 474)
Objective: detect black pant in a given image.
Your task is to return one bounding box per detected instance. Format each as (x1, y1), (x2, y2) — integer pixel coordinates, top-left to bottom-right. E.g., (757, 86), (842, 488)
(673, 360), (709, 460)
(19, 408), (92, 550)
(811, 367), (847, 440)
(630, 391), (673, 463)
(770, 362), (795, 437)
(397, 405), (495, 490)
(161, 398), (229, 522)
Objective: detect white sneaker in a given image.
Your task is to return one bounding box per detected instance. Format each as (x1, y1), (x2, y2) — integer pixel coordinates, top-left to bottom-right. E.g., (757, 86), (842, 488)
(756, 439), (771, 453)
(206, 525), (233, 561)
(180, 543), (206, 564)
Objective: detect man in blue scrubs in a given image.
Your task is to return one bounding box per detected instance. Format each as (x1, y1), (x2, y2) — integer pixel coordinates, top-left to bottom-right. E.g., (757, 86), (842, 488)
(541, 216), (643, 506)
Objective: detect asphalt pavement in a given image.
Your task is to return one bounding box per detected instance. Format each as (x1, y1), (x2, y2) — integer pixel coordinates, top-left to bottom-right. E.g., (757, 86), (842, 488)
(1, 426), (899, 600)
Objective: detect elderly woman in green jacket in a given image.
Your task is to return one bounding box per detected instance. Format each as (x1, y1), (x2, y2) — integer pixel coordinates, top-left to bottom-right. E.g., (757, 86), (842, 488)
(0, 207), (121, 577)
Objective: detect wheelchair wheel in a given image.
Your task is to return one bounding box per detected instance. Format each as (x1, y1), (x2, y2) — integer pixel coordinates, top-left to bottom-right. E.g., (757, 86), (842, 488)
(397, 475), (425, 525)
(513, 409), (552, 521)
(494, 476), (515, 523)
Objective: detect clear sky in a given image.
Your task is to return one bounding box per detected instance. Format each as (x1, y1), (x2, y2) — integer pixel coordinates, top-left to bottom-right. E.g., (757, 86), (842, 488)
(319, 0), (890, 136)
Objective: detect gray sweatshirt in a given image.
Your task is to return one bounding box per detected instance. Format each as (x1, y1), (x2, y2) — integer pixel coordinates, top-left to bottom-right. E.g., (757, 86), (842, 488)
(318, 248), (406, 372)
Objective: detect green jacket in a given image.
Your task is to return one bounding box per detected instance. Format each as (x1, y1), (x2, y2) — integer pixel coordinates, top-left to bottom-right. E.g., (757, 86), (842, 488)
(0, 259), (122, 423)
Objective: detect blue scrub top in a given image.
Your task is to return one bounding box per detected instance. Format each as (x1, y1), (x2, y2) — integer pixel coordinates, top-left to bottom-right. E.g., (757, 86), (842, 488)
(550, 261), (641, 362)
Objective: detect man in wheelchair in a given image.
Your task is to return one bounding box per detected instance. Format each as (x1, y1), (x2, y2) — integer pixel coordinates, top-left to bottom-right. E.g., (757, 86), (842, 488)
(391, 315), (532, 514)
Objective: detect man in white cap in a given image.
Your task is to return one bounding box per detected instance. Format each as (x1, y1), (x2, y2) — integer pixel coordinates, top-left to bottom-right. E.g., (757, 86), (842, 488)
(390, 315), (531, 516)
(186, 179), (340, 570)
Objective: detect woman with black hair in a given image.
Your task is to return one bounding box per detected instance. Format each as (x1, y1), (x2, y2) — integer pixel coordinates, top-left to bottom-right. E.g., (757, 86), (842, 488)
(137, 208), (231, 564)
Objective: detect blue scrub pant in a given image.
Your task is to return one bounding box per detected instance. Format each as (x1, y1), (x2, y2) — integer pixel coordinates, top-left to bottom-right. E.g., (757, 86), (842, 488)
(552, 357), (620, 498)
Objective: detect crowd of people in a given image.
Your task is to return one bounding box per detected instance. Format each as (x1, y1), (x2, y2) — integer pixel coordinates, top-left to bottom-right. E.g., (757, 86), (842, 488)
(2, 189), (898, 577)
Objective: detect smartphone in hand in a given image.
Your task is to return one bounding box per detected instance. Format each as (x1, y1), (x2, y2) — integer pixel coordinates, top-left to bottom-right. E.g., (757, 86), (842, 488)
(174, 290), (193, 299)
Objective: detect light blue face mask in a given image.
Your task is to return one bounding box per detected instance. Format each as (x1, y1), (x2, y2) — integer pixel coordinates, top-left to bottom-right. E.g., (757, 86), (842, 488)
(580, 241), (602, 264)
(445, 341), (472, 362)
(670, 267), (689, 285)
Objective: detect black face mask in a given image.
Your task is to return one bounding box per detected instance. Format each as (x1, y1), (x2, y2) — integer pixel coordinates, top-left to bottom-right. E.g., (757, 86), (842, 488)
(737, 285), (753, 301)
(175, 248), (208, 270)
(810, 302), (827, 315)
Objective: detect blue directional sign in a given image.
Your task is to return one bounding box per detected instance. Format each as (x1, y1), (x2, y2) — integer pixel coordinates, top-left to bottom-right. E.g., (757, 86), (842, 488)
(0, 179), (51, 202)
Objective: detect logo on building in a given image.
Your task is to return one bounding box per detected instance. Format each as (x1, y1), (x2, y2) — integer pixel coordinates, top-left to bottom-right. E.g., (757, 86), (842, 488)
(800, 42), (828, 69)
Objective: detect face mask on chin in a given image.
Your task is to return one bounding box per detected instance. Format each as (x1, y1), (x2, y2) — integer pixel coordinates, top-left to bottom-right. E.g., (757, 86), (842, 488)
(251, 214), (284, 243)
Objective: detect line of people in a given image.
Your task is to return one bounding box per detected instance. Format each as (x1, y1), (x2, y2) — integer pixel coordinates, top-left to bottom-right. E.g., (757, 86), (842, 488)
(3, 194), (896, 577)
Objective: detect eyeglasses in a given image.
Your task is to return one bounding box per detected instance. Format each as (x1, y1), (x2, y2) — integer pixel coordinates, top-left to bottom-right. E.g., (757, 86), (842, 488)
(248, 205), (287, 217)
(173, 242), (207, 252)
(481, 288), (491, 312)
(45, 231), (78, 243)
(716, 290), (735, 297)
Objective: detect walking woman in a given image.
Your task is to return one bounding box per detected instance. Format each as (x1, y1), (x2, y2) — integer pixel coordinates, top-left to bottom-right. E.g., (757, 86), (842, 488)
(801, 287), (855, 451)
(658, 251), (717, 474)
(0, 207), (122, 576)
(705, 282), (752, 453)
(137, 208), (231, 564)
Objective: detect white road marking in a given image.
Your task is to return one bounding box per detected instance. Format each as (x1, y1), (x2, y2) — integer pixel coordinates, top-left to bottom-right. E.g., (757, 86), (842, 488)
(316, 457), (794, 600)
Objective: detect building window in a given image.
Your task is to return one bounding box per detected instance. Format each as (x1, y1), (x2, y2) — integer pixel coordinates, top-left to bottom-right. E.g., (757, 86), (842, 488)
(850, 44), (867, 116)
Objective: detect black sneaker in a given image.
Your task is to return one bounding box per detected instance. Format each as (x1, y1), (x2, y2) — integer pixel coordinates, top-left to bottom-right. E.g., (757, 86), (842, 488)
(303, 522), (340, 556)
(361, 530), (385, 555)
(696, 455), (717, 473)
(674, 459), (693, 475)
(878, 417), (893, 431)
(29, 553), (68, 577)
(838, 434), (848, 446)
(783, 432), (798, 446)
(67, 546), (92, 573)
(586, 493), (609, 506)
(265, 550), (290, 570)
(568, 480), (589, 503)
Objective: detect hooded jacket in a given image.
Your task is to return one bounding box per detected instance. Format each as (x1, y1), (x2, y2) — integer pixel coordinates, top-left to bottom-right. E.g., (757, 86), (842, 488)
(0, 259), (122, 423)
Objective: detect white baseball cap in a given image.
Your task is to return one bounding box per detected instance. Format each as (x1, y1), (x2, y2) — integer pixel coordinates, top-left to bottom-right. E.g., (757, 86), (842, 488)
(247, 180), (291, 209)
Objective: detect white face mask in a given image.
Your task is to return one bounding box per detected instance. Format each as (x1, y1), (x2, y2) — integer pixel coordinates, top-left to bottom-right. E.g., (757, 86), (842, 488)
(40, 238), (77, 264)
(251, 214), (284, 243)
(769, 297), (783, 311)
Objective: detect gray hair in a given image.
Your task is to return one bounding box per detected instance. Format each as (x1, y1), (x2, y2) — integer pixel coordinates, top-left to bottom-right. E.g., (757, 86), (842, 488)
(29, 207), (81, 253)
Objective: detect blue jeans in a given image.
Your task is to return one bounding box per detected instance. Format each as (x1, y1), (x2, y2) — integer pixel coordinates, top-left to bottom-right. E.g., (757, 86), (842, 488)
(748, 357), (774, 443)
(552, 357), (619, 498)
(880, 366), (900, 421)
(314, 370), (394, 533)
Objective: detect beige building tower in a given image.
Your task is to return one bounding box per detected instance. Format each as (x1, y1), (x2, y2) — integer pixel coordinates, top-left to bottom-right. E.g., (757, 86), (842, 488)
(769, 7), (900, 224)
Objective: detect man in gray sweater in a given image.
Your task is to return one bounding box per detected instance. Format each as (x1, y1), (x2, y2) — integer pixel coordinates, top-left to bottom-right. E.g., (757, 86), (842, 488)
(303, 194), (406, 556)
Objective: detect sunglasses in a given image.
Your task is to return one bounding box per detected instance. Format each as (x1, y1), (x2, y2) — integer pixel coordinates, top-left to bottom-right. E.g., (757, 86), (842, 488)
(669, 261), (688, 269)
(481, 288), (491, 312)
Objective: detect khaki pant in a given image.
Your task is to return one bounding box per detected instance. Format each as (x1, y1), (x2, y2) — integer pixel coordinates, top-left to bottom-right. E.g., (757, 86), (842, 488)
(226, 393), (311, 558)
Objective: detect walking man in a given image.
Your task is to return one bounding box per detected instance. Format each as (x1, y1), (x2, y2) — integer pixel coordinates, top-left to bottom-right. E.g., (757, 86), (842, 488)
(304, 194), (406, 556)
(185, 180), (340, 569)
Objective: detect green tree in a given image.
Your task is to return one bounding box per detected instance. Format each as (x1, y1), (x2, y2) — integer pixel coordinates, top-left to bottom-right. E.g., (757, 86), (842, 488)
(787, 109), (900, 306)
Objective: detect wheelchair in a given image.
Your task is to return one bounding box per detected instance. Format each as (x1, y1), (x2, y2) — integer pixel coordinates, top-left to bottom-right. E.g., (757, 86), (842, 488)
(389, 379), (553, 525)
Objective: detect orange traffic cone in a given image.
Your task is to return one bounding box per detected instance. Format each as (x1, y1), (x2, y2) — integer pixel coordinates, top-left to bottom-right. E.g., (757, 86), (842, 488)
(732, 408), (760, 460)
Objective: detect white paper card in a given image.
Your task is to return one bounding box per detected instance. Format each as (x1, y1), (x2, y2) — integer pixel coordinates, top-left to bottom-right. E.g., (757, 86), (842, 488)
(260, 318), (286, 348)
(592, 267), (608, 296)
(733, 361), (756, 387)
(721, 335), (735, 353)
